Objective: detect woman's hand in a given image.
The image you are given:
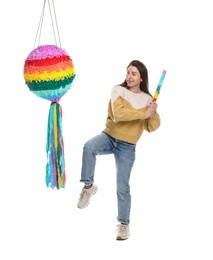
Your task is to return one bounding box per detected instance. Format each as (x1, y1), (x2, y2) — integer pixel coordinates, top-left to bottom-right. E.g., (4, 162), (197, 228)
(150, 102), (158, 117)
(145, 102), (158, 119)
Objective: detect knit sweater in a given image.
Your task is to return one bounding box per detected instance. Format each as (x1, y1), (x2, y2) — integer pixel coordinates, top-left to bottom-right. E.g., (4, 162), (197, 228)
(103, 85), (160, 144)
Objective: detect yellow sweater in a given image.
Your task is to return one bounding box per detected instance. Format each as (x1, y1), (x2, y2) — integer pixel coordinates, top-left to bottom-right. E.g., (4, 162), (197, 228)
(103, 85), (160, 144)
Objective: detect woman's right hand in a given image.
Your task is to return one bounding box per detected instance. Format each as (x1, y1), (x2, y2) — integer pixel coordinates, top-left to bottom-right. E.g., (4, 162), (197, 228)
(145, 108), (151, 119)
(145, 103), (158, 119)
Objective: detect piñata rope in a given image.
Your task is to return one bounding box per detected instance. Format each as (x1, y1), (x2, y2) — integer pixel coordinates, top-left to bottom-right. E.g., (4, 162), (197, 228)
(34, 0), (61, 48)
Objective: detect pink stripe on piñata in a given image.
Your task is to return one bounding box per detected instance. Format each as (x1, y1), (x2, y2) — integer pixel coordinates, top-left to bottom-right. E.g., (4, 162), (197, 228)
(27, 45), (67, 60)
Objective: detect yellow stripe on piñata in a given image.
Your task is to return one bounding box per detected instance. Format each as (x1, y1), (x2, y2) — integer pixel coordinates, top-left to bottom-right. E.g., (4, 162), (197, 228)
(24, 67), (75, 82)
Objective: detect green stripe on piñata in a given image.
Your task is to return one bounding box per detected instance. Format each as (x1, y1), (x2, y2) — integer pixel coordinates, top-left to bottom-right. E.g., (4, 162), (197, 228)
(26, 75), (76, 91)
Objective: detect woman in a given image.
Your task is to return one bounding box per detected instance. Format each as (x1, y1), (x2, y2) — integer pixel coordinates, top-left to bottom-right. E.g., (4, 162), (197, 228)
(77, 60), (160, 240)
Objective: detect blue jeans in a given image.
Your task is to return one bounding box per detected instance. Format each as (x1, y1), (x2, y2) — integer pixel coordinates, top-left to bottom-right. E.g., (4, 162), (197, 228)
(80, 132), (136, 224)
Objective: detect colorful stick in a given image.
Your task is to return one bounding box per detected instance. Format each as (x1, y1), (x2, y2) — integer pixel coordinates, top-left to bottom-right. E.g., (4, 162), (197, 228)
(152, 70), (167, 102)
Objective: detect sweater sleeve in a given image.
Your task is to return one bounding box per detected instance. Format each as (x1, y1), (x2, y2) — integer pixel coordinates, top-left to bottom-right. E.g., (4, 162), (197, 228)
(144, 112), (161, 132)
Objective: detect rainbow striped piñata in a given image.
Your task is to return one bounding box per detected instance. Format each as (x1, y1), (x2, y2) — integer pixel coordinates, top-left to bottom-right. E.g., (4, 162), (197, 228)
(23, 45), (76, 189)
(24, 44), (75, 101)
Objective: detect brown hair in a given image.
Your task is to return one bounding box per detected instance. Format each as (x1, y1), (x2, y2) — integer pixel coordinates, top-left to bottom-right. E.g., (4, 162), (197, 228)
(119, 60), (152, 96)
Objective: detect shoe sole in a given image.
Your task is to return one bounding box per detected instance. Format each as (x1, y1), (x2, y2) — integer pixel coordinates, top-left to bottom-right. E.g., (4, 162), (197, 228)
(116, 236), (129, 241)
(77, 188), (98, 209)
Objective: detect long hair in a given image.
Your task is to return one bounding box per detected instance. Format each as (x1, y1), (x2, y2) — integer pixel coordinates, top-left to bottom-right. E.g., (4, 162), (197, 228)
(119, 60), (152, 96)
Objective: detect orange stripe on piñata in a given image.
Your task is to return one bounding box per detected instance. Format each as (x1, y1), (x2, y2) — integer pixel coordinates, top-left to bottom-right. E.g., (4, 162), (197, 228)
(24, 61), (73, 74)
(24, 67), (75, 82)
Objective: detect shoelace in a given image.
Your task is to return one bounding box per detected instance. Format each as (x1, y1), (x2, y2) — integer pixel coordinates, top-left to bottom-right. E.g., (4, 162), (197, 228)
(116, 224), (127, 232)
(79, 188), (91, 197)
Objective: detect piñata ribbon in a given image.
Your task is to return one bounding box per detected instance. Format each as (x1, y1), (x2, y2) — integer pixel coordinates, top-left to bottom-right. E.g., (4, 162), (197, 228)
(46, 102), (65, 189)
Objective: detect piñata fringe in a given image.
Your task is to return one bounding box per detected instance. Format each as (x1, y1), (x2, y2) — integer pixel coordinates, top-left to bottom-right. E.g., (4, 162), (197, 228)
(46, 102), (66, 189)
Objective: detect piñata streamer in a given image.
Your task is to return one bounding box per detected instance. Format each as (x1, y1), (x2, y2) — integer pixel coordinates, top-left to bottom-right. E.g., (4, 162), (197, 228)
(23, 45), (76, 189)
(152, 70), (167, 103)
(46, 102), (65, 189)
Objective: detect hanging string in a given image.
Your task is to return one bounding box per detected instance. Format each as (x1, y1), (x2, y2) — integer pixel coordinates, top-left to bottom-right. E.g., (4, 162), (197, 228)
(33, 0), (61, 48)
(34, 0), (46, 48)
(51, 0), (61, 47)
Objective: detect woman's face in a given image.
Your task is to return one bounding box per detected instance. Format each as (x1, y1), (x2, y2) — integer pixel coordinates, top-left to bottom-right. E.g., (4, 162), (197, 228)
(126, 65), (142, 92)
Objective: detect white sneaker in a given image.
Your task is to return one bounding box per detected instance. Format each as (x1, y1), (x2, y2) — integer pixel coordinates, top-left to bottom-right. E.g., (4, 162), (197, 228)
(116, 224), (130, 240)
(77, 184), (98, 209)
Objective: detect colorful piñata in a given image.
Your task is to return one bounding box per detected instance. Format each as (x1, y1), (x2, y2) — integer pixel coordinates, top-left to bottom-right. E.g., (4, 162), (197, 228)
(24, 44), (75, 102)
(23, 44), (76, 189)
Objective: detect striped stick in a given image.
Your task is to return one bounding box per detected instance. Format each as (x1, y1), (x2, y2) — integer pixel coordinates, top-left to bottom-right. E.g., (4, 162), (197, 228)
(152, 70), (167, 102)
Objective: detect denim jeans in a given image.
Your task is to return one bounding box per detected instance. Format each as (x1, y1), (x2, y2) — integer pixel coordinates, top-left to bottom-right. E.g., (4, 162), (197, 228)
(80, 132), (136, 224)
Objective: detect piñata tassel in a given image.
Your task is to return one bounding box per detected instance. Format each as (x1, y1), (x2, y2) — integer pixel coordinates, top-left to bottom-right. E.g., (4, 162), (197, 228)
(46, 102), (66, 189)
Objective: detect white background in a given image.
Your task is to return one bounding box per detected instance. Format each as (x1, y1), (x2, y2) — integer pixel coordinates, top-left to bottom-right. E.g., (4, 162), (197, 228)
(0, 0), (212, 259)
